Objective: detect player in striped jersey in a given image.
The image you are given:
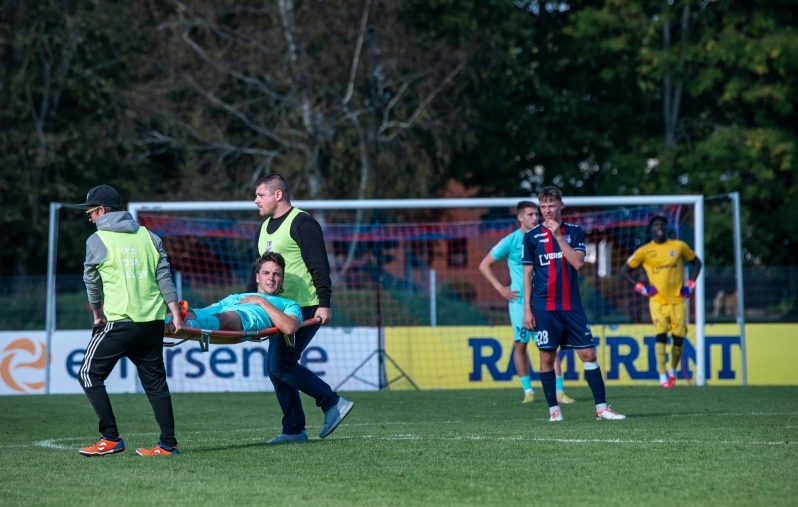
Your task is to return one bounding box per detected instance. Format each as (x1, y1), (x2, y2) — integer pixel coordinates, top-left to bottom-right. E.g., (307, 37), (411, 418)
(522, 187), (625, 422)
(479, 201), (574, 404)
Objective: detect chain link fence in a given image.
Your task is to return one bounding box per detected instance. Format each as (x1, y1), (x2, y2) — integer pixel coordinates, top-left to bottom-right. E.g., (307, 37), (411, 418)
(1, 267), (797, 330)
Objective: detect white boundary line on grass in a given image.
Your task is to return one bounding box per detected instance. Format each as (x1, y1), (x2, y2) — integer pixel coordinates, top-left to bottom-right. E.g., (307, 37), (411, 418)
(32, 434), (797, 449)
(15, 411), (797, 451)
(27, 431), (798, 451)
(338, 435), (798, 446)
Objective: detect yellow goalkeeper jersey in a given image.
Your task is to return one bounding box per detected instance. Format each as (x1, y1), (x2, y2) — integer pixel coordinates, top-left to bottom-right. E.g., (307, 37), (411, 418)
(626, 239), (696, 305)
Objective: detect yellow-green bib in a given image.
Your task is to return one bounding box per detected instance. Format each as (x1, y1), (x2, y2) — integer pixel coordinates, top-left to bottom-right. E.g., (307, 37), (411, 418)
(257, 208), (318, 306)
(96, 227), (166, 321)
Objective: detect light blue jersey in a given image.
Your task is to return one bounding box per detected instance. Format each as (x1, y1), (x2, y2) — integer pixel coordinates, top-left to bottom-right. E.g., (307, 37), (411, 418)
(192, 292), (302, 332)
(490, 229), (534, 343)
(489, 229), (525, 305)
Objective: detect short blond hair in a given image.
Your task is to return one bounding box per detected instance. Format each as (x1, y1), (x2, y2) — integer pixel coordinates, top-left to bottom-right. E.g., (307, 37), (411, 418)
(538, 186), (563, 203)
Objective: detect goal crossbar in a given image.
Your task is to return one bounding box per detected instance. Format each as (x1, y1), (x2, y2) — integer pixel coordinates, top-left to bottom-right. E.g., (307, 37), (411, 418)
(128, 195), (704, 215)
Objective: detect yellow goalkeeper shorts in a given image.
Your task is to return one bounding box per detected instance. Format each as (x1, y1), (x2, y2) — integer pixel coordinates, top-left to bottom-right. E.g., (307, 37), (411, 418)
(649, 300), (687, 337)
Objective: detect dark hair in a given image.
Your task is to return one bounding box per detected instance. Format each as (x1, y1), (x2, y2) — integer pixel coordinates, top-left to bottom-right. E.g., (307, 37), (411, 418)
(538, 186), (563, 203)
(254, 251), (286, 273)
(255, 174), (291, 201)
(253, 252), (286, 294)
(648, 215), (669, 229)
(516, 200), (539, 215)
(103, 206), (121, 213)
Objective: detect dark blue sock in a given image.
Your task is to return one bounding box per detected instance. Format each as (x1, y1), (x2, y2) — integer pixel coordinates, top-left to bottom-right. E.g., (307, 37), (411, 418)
(584, 367), (607, 405)
(158, 441), (175, 451)
(540, 370), (558, 407)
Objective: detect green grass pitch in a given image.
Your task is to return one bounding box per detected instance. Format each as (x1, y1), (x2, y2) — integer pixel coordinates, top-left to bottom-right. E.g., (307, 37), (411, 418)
(1, 386), (796, 506)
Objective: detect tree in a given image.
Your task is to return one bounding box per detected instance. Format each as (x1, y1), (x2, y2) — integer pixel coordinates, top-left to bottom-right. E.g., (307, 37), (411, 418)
(432, 0), (797, 265)
(131, 0), (467, 202)
(0, 0), (150, 276)
(627, 0), (797, 264)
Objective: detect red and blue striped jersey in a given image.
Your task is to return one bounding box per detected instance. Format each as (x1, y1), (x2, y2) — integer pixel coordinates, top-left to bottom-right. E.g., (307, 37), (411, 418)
(521, 222), (586, 311)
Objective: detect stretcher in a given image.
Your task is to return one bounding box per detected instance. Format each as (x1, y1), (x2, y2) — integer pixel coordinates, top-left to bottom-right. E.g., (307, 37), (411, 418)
(163, 317), (322, 352)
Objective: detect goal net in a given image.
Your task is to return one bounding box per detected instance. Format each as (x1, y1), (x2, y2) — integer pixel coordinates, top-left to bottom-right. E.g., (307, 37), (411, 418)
(124, 195), (715, 393)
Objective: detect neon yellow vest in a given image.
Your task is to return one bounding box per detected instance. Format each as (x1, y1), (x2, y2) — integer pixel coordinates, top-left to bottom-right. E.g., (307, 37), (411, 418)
(257, 207), (318, 306)
(96, 227), (167, 321)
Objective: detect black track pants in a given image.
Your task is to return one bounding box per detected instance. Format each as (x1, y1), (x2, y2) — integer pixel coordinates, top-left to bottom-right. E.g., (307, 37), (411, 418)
(78, 320), (176, 447)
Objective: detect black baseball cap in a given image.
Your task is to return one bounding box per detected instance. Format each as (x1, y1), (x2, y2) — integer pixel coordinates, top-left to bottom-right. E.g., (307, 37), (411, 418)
(75, 184), (122, 209)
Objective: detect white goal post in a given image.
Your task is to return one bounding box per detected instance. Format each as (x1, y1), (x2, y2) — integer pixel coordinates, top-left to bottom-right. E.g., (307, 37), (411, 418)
(126, 195), (715, 385)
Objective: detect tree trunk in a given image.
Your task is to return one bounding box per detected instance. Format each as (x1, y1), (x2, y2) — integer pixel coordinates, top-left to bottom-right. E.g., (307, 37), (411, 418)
(663, 2), (690, 150)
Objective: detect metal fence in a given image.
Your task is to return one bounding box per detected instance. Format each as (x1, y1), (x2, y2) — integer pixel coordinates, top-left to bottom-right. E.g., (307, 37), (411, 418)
(0, 275), (92, 331)
(703, 266), (798, 323)
(1, 267), (796, 330)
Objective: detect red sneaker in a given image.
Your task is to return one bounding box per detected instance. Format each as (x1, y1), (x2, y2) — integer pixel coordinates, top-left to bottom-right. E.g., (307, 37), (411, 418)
(136, 442), (179, 456)
(178, 300), (188, 319)
(79, 436), (125, 456)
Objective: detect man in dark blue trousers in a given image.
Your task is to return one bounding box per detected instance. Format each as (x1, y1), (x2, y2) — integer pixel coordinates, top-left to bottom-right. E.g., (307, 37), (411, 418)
(247, 174), (353, 443)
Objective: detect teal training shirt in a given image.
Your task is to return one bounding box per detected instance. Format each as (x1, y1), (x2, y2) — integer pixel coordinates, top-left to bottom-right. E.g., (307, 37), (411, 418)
(489, 229), (525, 306)
(215, 293), (302, 323)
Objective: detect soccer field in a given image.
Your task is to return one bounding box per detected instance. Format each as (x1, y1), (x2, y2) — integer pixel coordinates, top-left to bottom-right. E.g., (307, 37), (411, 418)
(1, 387), (796, 507)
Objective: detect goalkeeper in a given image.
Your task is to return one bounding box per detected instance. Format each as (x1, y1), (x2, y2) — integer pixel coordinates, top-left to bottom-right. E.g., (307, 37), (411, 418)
(167, 252), (302, 343)
(620, 216), (702, 388)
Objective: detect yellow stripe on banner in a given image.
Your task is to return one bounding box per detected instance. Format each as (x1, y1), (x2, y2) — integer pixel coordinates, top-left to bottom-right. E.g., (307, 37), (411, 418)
(384, 327), (520, 390)
(383, 324), (798, 389)
(745, 324), (798, 385)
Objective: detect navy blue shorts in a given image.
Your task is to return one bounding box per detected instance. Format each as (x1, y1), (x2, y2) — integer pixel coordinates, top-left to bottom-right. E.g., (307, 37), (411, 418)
(532, 308), (595, 350)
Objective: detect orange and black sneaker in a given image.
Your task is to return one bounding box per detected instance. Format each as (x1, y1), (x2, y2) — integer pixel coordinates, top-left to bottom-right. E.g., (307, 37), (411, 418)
(178, 300), (188, 319)
(79, 436), (125, 456)
(136, 442), (179, 456)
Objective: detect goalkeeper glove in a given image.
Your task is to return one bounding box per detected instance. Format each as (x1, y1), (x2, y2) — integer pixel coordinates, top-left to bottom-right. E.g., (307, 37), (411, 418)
(680, 280), (696, 298)
(635, 282), (658, 297)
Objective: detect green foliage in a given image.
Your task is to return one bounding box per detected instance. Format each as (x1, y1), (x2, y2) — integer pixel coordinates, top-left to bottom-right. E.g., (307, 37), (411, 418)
(0, 0), (161, 275)
(435, 0), (796, 265)
(0, 292), (91, 330)
(2, 0), (797, 276)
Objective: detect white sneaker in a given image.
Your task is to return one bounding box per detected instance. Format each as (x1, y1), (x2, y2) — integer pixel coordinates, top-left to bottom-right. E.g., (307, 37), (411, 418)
(549, 409), (563, 422)
(596, 406), (626, 420)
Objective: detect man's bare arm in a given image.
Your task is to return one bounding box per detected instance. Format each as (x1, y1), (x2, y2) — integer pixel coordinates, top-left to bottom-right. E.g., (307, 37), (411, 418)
(522, 264), (535, 330)
(543, 219), (585, 270)
(166, 301), (185, 333)
(620, 263), (638, 286)
(689, 256), (703, 280)
(556, 236), (585, 270)
(239, 296), (301, 334)
(479, 253), (518, 301)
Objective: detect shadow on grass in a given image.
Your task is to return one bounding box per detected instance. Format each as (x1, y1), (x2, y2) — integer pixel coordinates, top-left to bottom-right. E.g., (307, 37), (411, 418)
(189, 439), (329, 454)
(625, 411), (724, 418)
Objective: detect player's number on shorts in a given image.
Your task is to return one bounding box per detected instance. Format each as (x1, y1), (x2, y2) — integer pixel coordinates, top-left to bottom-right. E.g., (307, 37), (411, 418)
(536, 330), (549, 346)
